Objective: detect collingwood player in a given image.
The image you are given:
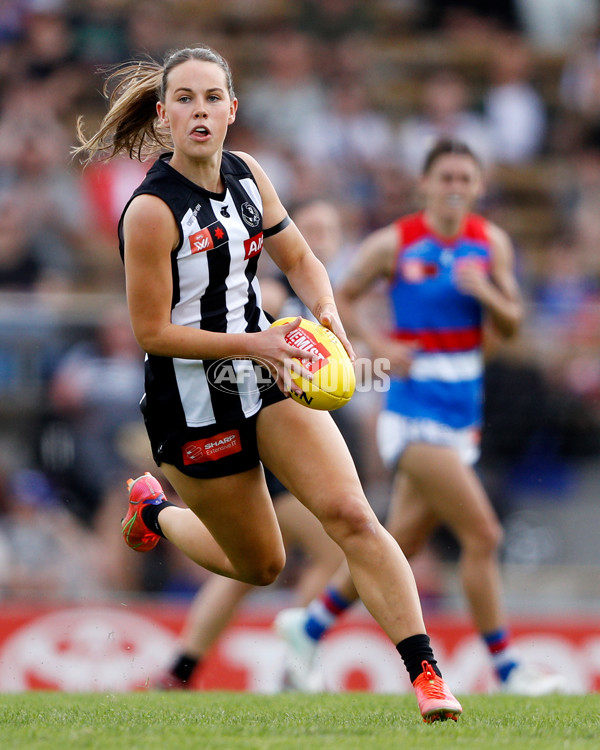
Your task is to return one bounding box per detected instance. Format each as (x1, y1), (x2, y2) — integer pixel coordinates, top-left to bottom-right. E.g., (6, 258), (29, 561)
(74, 45), (461, 722)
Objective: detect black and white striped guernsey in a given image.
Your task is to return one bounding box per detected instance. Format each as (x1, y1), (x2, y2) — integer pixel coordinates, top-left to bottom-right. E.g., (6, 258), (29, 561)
(118, 151), (275, 429)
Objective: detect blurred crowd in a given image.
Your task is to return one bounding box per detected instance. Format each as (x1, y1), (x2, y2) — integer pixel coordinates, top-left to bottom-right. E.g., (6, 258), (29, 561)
(2, 0), (600, 599)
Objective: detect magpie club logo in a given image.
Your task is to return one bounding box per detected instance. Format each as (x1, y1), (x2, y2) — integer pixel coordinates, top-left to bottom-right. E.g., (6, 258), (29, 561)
(241, 202), (260, 228)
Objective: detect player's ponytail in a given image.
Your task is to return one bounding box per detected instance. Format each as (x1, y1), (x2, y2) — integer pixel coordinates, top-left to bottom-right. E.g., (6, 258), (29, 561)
(74, 59), (166, 163)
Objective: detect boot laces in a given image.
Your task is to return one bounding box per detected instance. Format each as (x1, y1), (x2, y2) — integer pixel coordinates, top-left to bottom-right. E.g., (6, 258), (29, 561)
(419, 660), (447, 699)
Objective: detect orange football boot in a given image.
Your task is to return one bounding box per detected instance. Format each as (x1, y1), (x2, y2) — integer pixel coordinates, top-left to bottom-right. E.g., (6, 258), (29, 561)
(121, 472), (165, 551)
(412, 660), (463, 723)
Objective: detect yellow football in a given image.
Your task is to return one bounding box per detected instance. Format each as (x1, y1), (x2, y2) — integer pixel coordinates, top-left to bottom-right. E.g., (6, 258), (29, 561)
(270, 317), (355, 410)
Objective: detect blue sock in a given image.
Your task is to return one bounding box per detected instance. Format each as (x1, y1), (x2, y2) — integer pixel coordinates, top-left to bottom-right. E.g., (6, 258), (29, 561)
(304, 586), (354, 641)
(483, 627), (519, 682)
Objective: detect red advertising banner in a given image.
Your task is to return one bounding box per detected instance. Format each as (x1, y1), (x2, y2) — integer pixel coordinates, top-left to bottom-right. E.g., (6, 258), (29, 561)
(0, 601), (597, 693)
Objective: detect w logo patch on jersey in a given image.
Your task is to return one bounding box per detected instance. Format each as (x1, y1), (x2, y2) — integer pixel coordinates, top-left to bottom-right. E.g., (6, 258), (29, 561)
(189, 222), (228, 254)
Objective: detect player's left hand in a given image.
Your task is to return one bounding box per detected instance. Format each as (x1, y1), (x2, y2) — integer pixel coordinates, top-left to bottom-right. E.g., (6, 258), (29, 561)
(453, 259), (492, 303)
(318, 303), (356, 363)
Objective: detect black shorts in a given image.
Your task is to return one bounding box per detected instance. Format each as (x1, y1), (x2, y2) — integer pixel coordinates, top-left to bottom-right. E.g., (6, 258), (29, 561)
(142, 381), (287, 480)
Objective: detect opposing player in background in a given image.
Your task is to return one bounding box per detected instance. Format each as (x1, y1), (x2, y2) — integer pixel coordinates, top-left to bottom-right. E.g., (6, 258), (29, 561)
(74, 45), (462, 720)
(276, 138), (564, 696)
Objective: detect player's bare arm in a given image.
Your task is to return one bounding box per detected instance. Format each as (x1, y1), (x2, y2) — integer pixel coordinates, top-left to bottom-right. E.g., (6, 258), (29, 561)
(237, 150), (335, 310)
(453, 221), (522, 339)
(123, 194), (272, 361)
(237, 151), (354, 358)
(337, 224), (416, 374)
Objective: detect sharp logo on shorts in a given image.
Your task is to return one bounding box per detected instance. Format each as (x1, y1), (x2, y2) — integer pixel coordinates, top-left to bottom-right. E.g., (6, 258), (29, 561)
(189, 223), (228, 254)
(284, 328), (330, 373)
(182, 430), (242, 464)
(244, 232), (263, 260)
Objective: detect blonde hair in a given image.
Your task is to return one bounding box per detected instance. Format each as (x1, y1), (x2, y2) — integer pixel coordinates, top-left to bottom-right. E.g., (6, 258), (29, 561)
(73, 45), (235, 164)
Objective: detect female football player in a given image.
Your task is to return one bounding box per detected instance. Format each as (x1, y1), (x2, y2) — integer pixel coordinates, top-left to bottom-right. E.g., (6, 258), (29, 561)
(74, 45), (461, 720)
(276, 138), (562, 696)
(158, 202), (347, 690)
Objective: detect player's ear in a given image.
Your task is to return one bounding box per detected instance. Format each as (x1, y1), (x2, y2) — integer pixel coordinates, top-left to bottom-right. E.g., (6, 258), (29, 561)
(474, 172), (485, 200)
(156, 101), (169, 127)
(228, 97), (238, 125)
(416, 174), (428, 204)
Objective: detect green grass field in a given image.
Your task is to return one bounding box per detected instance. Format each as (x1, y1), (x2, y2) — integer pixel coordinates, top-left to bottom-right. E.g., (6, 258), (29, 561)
(0, 692), (598, 750)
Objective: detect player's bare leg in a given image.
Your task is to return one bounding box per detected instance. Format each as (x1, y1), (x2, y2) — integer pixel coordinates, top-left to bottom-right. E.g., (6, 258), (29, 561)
(132, 463), (287, 586)
(394, 444), (505, 634)
(258, 399), (425, 644)
(158, 492), (343, 689)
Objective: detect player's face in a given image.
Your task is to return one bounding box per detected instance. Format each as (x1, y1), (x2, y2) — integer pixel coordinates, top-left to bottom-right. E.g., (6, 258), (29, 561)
(157, 59), (237, 159)
(419, 154), (482, 222)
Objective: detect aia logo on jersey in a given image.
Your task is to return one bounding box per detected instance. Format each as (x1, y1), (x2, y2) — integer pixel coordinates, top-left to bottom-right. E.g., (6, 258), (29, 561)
(189, 223), (227, 254)
(241, 202), (260, 228)
(244, 232), (263, 260)
(182, 430), (242, 464)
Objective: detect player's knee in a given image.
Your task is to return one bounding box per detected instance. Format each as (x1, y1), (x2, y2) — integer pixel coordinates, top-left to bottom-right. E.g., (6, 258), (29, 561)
(464, 519), (504, 557)
(483, 518), (503, 554)
(489, 520), (504, 552)
(320, 495), (378, 545)
(244, 551), (286, 586)
(248, 567), (281, 586)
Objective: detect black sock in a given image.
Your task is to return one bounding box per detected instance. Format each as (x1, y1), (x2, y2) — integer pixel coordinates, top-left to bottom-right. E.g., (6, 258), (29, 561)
(141, 500), (175, 538)
(171, 653), (200, 683)
(396, 633), (442, 683)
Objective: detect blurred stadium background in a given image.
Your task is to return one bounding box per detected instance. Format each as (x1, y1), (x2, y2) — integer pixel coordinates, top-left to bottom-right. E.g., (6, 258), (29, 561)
(1, 0), (600, 693)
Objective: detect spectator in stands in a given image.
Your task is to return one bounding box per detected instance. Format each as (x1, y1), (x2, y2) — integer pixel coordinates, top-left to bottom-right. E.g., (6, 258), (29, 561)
(295, 78), (393, 207)
(240, 29), (327, 153)
(422, 0), (522, 42)
(557, 127), (600, 277)
(483, 31), (547, 164)
(532, 238), (597, 330)
(46, 302), (145, 525)
(125, 0), (178, 61)
(17, 4), (85, 118)
(69, 0), (129, 66)
(395, 68), (494, 176)
(515, 0), (598, 51)
(0, 189), (73, 291)
(0, 467), (105, 599)
(0, 94), (87, 286)
(296, 0), (374, 41)
(78, 154), (149, 287)
(225, 124), (296, 205)
(560, 28), (600, 123)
